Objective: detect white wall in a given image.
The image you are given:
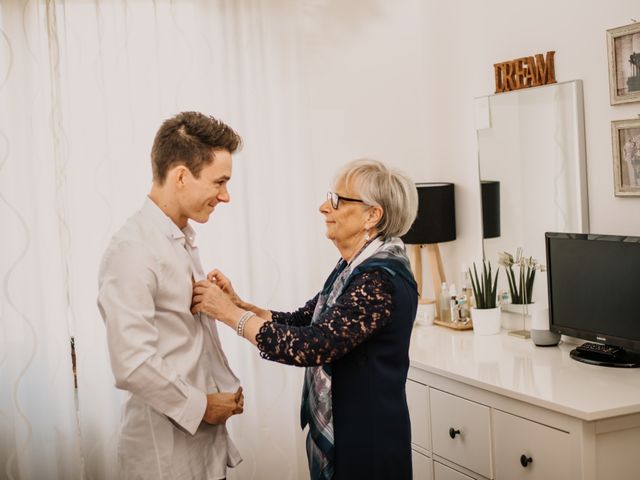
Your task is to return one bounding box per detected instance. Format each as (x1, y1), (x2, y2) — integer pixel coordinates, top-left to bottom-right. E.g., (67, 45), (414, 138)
(300, 0), (481, 296)
(299, 0), (640, 293)
(432, 0), (640, 238)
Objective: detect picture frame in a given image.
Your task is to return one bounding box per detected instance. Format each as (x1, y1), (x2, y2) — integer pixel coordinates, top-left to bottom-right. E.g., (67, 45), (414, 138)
(612, 118), (640, 196)
(607, 22), (640, 105)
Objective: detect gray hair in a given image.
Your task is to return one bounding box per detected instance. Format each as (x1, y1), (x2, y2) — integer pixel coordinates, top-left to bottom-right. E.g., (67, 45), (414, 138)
(333, 158), (418, 240)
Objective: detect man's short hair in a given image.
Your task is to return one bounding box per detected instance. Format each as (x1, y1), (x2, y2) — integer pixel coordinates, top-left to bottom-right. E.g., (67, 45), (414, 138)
(151, 111), (242, 184)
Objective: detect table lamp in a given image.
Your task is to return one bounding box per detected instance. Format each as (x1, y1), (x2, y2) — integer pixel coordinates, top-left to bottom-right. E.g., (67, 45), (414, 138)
(481, 180), (500, 239)
(402, 182), (456, 302)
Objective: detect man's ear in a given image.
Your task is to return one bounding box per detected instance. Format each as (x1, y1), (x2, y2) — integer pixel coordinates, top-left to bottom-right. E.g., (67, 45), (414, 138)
(170, 165), (189, 188)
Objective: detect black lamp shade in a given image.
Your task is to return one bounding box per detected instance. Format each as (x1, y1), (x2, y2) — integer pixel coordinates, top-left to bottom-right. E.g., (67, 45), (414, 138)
(402, 182), (456, 244)
(481, 180), (500, 239)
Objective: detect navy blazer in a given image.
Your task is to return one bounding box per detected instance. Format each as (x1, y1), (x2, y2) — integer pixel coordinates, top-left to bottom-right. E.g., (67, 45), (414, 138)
(331, 262), (418, 480)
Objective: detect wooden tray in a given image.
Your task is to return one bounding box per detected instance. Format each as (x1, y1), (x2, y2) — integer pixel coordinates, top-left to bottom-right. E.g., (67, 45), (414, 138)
(433, 319), (473, 331)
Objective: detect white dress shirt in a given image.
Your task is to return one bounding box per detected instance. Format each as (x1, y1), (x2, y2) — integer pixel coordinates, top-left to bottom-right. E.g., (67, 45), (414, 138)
(98, 198), (241, 480)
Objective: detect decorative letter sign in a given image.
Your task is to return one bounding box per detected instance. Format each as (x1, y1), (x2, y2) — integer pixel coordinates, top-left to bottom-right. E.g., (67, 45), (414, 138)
(494, 51), (556, 93)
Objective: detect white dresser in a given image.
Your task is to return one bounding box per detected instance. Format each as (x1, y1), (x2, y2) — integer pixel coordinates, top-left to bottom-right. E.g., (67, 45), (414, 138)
(407, 325), (640, 480)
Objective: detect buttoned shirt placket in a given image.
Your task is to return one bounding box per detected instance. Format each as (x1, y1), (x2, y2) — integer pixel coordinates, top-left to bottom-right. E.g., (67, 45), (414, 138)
(179, 228), (239, 394)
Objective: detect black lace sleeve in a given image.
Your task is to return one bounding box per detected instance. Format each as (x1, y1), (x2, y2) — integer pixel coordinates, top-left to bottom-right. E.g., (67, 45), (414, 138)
(256, 269), (394, 367)
(270, 294), (319, 327)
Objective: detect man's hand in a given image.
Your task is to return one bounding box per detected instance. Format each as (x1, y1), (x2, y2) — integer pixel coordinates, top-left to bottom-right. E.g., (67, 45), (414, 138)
(203, 387), (244, 425)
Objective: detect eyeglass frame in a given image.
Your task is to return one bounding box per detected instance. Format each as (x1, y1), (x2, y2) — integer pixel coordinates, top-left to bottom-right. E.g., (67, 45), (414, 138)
(327, 191), (365, 209)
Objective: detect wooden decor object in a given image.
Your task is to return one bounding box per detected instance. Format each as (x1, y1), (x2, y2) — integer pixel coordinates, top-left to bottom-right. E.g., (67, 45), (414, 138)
(494, 51), (556, 94)
(425, 243), (445, 301)
(433, 318), (473, 330)
(409, 243), (447, 302)
(410, 244), (423, 299)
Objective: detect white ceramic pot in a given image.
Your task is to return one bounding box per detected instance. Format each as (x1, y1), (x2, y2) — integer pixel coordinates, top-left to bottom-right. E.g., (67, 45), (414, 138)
(415, 301), (436, 326)
(471, 307), (501, 335)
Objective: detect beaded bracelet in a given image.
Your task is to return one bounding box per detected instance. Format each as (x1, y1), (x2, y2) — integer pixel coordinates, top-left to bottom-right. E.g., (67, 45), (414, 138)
(236, 310), (256, 337)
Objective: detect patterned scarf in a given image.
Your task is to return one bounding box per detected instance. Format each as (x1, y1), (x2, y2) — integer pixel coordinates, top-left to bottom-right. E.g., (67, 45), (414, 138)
(300, 236), (415, 480)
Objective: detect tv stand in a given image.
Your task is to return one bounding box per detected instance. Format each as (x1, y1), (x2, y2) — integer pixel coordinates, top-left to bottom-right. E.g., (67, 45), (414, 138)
(570, 342), (640, 368)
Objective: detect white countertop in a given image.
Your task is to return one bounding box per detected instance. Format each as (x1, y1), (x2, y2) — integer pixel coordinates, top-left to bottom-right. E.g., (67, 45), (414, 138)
(409, 324), (640, 421)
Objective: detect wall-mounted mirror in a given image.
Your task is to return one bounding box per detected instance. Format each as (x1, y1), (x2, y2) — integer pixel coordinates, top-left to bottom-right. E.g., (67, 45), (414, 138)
(476, 80), (589, 307)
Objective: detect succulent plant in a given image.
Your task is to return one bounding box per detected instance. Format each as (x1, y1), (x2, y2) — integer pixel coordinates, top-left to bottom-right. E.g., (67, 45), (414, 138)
(469, 261), (499, 309)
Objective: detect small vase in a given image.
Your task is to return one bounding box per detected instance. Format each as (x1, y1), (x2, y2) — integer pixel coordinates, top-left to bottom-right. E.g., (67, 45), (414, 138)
(471, 307), (501, 335)
(503, 303), (534, 339)
(501, 302), (534, 315)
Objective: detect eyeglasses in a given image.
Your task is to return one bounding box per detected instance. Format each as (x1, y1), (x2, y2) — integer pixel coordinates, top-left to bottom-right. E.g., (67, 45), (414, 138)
(327, 191), (365, 209)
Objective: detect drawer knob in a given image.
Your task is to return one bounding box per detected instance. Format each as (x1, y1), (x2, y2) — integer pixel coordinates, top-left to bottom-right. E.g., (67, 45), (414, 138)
(448, 427), (461, 439)
(520, 454), (533, 468)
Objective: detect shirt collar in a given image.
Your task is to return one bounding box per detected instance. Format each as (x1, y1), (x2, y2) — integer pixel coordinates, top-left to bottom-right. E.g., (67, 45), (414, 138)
(141, 197), (197, 247)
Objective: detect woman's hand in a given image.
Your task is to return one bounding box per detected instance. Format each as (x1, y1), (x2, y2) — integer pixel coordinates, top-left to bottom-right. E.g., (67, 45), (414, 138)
(192, 280), (242, 326)
(195, 273), (271, 344)
(207, 269), (243, 307)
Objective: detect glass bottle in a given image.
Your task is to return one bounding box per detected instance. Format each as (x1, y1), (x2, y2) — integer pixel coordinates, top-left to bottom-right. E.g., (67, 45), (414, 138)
(461, 264), (474, 311)
(449, 284), (458, 322)
(439, 282), (451, 323)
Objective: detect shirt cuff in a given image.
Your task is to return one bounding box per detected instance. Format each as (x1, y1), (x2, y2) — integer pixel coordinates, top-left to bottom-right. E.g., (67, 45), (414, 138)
(173, 384), (207, 435)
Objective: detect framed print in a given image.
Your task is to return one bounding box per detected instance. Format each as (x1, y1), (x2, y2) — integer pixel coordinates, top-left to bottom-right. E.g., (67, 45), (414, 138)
(607, 22), (640, 105)
(612, 118), (640, 196)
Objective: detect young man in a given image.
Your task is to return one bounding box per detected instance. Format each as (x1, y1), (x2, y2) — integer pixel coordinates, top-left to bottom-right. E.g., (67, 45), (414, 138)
(98, 112), (244, 479)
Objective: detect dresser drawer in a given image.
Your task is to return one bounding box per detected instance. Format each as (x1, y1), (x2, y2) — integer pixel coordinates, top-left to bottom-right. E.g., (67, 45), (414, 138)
(493, 409), (577, 479)
(433, 461), (475, 480)
(412, 449), (433, 480)
(430, 389), (492, 478)
(407, 379), (431, 451)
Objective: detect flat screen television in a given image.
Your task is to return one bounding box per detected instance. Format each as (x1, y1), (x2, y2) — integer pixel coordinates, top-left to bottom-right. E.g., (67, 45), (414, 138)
(546, 232), (640, 368)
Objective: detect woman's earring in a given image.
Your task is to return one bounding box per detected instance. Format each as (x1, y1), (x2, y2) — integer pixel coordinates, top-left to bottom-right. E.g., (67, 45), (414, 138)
(364, 230), (371, 241)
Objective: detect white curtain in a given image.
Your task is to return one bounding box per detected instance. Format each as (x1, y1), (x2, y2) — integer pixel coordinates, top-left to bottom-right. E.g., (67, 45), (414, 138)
(0, 1), (322, 478)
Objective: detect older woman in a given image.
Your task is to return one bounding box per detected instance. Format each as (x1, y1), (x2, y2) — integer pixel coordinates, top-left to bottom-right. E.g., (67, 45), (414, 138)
(192, 159), (419, 480)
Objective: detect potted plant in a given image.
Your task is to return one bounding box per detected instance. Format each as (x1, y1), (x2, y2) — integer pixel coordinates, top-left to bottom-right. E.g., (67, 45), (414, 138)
(498, 248), (546, 314)
(469, 261), (501, 335)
